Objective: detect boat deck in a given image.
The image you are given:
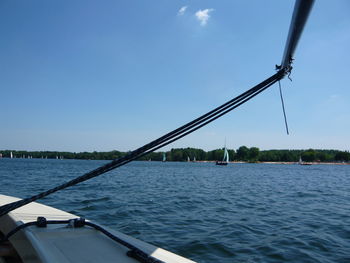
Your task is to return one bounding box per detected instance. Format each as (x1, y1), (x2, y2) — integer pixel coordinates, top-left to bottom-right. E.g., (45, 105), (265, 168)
(0, 195), (195, 263)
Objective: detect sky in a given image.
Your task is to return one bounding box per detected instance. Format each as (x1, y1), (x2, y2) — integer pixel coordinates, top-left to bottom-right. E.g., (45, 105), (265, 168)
(0, 0), (349, 152)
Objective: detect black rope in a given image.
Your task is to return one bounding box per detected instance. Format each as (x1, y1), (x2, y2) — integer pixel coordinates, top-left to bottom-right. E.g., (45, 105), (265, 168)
(1, 217), (164, 263)
(278, 80), (289, 135)
(2, 222), (37, 241)
(0, 69), (285, 217)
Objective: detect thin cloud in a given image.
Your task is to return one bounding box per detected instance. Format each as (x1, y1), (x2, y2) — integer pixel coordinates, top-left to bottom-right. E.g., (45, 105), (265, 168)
(178, 6), (188, 16)
(195, 8), (214, 26)
(330, 94), (339, 100)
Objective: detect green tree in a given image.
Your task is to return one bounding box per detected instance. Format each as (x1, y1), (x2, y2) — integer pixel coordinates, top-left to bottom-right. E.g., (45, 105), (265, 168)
(248, 147), (260, 162)
(302, 149), (316, 162)
(236, 146), (249, 161)
(335, 151), (350, 162)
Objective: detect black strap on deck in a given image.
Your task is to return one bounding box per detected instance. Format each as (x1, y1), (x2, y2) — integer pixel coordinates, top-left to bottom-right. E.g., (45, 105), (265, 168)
(2, 217), (165, 263)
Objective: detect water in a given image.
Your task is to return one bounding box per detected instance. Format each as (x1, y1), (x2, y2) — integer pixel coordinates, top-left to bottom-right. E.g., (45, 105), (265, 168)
(1, 159), (349, 263)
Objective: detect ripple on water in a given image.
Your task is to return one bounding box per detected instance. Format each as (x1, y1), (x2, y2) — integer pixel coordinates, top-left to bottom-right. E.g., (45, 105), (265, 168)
(1, 160), (350, 263)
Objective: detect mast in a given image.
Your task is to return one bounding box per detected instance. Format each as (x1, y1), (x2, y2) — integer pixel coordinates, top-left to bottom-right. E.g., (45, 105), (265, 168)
(280, 0), (315, 71)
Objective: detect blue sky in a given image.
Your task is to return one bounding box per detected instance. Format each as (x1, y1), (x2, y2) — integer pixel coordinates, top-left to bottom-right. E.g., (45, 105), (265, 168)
(1, 0), (349, 152)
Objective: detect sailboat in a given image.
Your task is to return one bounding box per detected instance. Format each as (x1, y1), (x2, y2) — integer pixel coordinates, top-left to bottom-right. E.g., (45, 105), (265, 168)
(10, 152), (13, 159)
(162, 152), (166, 162)
(299, 156), (312, 165)
(216, 147), (229, 166)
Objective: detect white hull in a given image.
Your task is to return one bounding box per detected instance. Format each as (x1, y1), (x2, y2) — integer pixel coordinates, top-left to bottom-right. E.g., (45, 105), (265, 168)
(0, 194), (195, 263)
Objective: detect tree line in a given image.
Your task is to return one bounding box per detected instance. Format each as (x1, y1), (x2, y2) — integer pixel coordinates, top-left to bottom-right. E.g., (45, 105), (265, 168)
(1, 147), (350, 162)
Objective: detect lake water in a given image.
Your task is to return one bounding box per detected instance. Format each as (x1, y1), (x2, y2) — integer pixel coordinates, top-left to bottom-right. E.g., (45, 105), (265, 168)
(1, 159), (349, 262)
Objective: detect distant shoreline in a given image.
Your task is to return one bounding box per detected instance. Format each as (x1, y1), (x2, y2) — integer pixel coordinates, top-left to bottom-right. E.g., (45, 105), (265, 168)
(194, 161), (350, 165)
(1, 148), (349, 164)
(0, 156), (349, 165)
(254, 161), (350, 165)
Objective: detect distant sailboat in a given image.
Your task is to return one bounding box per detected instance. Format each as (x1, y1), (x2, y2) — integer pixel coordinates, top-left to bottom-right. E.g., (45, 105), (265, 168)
(193, 156), (196, 162)
(299, 156), (311, 165)
(187, 156), (190, 162)
(216, 147), (229, 166)
(10, 152), (13, 159)
(162, 152), (166, 162)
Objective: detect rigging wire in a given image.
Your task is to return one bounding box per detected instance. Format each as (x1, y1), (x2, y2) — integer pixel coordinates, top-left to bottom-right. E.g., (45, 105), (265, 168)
(278, 80), (290, 135)
(0, 0), (315, 218)
(0, 70), (284, 217)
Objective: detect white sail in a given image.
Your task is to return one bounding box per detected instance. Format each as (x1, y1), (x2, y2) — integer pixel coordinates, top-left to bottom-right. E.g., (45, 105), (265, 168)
(162, 152), (166, 162)
(223, 147), (229, 162)
(10, 152), (13, 159)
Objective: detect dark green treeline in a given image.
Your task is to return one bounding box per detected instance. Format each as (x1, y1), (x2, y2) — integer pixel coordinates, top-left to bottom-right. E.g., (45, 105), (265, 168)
(1, 147), (350, 162)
